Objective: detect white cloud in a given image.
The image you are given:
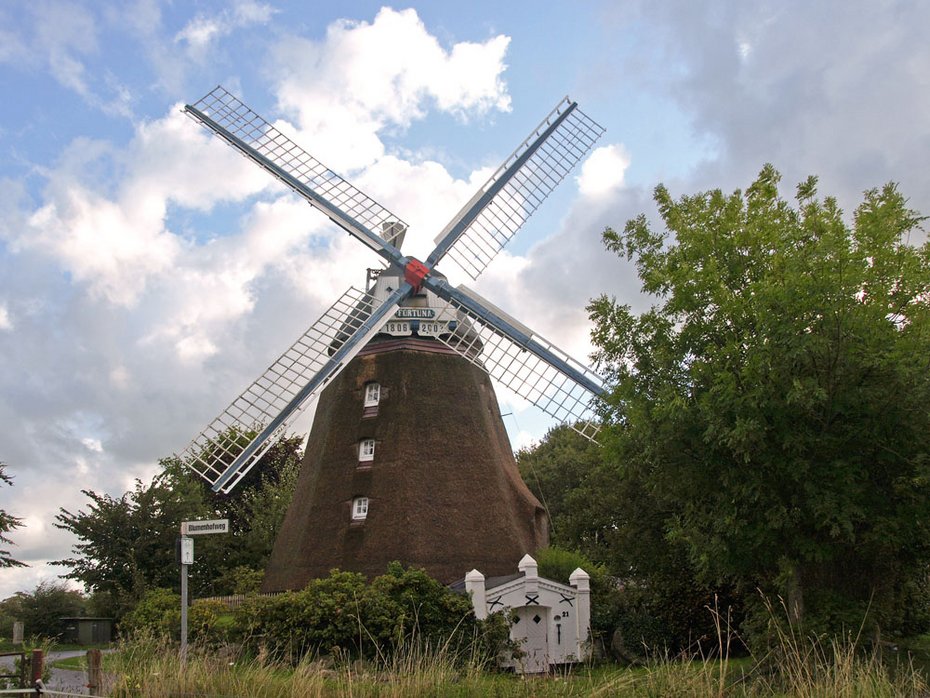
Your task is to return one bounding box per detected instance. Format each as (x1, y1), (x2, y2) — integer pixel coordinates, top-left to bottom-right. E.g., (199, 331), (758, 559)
(81, 437), (103, 453)
(109, 365), (130, 389)
(175, 0), (276, 57)
(272, 7), (511, 171)
(0, 5), (520, 600)
(32, 2), (98, 96)
(4, 106), (275, 307)
(0, 304), (11, 330)
(577, 144), (631, 199)
(175, 334), (219, 364)
(24, 185), (180, 306)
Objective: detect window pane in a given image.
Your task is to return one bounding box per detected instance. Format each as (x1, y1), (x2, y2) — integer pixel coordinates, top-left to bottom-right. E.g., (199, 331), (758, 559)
(364, 382), (380, 407)
(359, 438), (375, 461)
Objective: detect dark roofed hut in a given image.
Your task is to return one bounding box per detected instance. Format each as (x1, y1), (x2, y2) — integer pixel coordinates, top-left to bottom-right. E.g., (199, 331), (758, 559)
(262, 333), (548, 590)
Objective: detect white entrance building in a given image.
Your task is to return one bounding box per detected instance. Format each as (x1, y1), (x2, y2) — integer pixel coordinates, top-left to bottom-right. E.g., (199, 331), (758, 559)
(464, 554), (591, 674)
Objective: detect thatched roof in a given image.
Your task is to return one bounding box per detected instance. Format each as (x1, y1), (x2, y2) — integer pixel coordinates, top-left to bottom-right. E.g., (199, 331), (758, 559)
(262, 336), (548, 590)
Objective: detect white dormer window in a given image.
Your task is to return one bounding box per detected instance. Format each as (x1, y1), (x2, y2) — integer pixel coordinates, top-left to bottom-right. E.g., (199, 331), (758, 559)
(364, 382), (381, 407)
(359, 438), (375, 462)
(352, 496), (369, 520)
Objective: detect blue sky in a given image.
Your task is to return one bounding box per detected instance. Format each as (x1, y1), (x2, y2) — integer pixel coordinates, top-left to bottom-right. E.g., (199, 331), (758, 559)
(2, 0), (929, 598)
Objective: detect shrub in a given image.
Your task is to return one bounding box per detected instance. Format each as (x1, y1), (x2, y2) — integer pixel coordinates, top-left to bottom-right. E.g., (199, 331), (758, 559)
(120, 588), (179, 639)
(236, 563), (506, 665)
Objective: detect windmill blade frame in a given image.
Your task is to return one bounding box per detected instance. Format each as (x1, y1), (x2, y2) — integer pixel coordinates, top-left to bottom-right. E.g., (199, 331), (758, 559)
(184, 86), (408, 263)
(426, 97), (605, 280)
(182, 283), (410, 493)
(179, 86), (609, 495)
(425, 278), (604, 440)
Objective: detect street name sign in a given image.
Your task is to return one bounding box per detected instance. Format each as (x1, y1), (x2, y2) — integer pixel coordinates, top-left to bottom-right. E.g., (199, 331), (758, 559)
(181, 518), (229, 535)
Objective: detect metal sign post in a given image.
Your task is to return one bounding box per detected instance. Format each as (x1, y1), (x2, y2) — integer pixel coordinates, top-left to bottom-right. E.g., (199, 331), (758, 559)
(179, 519), (228, 663)
(178, 536), (194, 663)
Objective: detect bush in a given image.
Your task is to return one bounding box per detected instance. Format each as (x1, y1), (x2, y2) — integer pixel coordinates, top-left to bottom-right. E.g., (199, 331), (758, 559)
(235, 570), (369, 660)
(236, 563), (507, 665)
(120, 588), (179, 639)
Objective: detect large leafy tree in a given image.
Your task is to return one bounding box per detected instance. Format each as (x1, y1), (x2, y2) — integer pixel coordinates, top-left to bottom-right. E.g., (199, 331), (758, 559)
(589, 166), (930, 637)
(0, 463), (26, 568)
(517, 427), (734, 655)
(54, 434), (302, 618)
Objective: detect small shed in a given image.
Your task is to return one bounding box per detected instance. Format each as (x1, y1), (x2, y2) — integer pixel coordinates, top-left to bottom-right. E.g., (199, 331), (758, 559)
(463, 554), (591, 674)
(59, 617), (113, 645)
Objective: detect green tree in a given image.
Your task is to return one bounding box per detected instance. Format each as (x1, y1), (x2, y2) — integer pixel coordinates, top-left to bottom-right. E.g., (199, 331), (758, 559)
(53, 461), (208, 618)
(53, 434), (302, 617)
(517, 424), (731, 656)
(0, 582), (87, 639)
(0, 463), (26, 568)
(589, 166), (930, 639)
(516, 425), (603, 546)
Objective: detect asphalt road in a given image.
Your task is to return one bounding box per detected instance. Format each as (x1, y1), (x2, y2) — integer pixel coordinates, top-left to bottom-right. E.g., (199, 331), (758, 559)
(0, 649), (111, 695)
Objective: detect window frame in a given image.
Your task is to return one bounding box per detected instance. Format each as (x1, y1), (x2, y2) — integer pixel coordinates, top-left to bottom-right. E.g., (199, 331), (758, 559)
(364, 382), (381, 407)
(352, 496), (369, 521)
(358, 438), (376, 462)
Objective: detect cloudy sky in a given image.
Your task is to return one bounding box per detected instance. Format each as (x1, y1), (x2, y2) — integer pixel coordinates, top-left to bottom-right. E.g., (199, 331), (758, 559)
(1, 0), (928, 598)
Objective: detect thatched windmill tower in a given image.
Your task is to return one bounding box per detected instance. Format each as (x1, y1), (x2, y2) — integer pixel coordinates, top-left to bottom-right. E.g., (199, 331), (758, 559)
(178, 86), (606, 588)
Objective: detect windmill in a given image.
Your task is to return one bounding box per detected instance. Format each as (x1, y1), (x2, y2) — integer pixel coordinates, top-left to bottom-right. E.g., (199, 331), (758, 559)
(179, 86), (607, 587)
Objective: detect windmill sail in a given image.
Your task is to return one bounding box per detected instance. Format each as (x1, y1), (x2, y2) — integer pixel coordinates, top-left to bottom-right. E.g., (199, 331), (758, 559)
(180, 86), (609, 504)
(427, 97), (605, 279)
(428, 281), (604, 440)
(184, 86), (407, 258)
(181, 284), (409, 493)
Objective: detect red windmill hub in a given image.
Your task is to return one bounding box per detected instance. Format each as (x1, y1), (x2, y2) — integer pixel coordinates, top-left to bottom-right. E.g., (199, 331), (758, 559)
(404, 258), (430, 292)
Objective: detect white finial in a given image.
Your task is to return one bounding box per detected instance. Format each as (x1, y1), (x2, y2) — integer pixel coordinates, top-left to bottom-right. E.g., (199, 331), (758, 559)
(569, 567), (590, 591)
(518, 554), (538, 578)
(465, 568), (485, 583)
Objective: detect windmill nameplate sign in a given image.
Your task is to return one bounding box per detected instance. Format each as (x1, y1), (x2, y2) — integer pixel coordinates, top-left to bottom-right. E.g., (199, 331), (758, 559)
(395, 308), (436, 319)
(181, 519), (229, 535)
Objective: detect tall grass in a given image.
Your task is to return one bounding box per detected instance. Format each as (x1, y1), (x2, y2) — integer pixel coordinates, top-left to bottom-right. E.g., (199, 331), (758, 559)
(104, 615), (929, 697)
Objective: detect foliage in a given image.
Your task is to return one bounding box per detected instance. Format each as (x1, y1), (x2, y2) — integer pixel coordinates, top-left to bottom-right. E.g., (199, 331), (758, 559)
(516, 425), (603, 546)
(188, 599), (232, 644)
(589, 165), (930, 641)
(120, 588), (232, 646)
(518, 423), (735, 657)
(535, 546), (597, 585)
(367, 563), (477, 646)
(0, 581), (87, 640)
(53, 434), (302, 618)
(0, 463), (26, 568)
(120, 588), (179, 639)
(215, 565), (265, 595)
(235, 564), (506, 665)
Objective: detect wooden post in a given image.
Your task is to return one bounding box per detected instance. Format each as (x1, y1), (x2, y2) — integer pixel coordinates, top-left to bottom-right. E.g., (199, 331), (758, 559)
(87, 648), (103, 694)
(30, 648), (44, 685)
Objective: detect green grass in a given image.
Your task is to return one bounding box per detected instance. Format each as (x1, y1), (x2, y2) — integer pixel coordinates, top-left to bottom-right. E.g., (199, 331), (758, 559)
(98, 635), (927, 698)
(50, 654), (88, 670)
